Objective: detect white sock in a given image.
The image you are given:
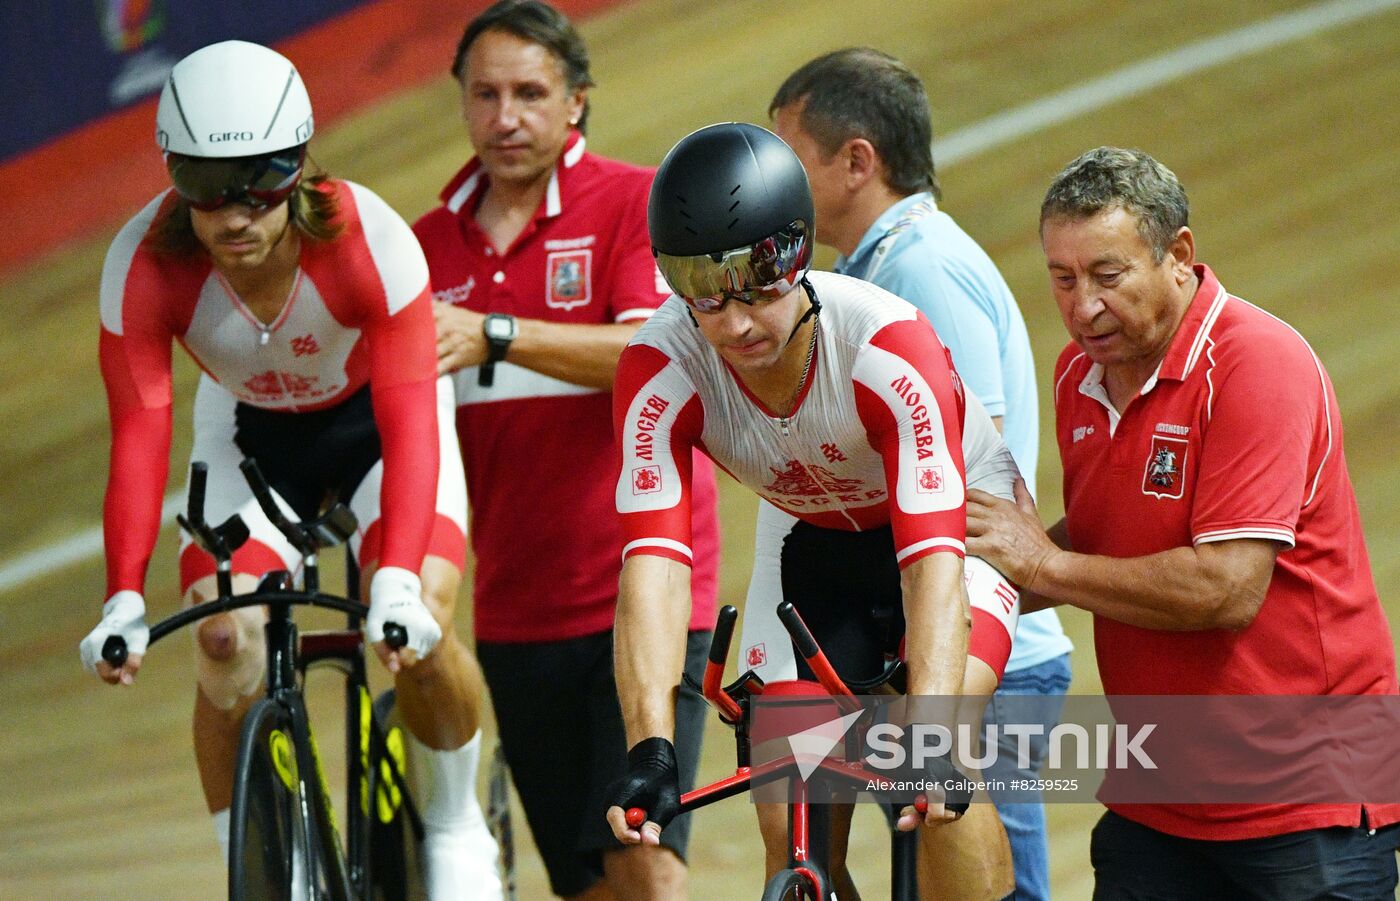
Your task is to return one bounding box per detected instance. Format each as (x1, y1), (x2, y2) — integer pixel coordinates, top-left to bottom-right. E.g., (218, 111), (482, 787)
(411, 730), (503, 901)
(212, 808), (231, 865)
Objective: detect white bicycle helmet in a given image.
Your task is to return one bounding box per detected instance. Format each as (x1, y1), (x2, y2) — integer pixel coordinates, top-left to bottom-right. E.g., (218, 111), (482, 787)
(156, 40), (313, 157)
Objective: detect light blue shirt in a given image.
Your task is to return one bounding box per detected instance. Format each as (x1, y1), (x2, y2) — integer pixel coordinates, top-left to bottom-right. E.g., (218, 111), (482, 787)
(835, 193), (1072, 672)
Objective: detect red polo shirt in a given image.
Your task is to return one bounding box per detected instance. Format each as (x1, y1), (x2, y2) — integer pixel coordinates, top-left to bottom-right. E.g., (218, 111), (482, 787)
(413, 132), (720, 642)
(1055, 264), (1399, 839)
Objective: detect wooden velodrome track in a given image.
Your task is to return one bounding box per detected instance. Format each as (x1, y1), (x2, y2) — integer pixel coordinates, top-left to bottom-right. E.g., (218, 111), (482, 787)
(4, 0), (1399, 897)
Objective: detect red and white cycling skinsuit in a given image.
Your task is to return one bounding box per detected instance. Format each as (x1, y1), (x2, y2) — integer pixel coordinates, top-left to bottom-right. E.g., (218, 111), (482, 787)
(99, 181), (464, 595)
(615, 271), (1021, 681)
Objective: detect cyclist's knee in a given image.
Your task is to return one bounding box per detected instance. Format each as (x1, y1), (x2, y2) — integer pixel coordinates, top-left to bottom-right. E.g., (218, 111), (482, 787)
(602, 843), (686, 898)
(418, 555), (463, 633)
(187, 574), (264, 662)
(196, 612), (241, 661)
(192, 604), (266, 709)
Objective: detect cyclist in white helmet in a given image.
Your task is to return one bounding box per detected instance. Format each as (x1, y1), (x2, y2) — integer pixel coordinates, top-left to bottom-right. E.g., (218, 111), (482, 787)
(79, 40), (500, 899)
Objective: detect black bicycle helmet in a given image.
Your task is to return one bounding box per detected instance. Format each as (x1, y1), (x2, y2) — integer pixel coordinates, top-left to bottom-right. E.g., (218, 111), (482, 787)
(649, 123), (814, 303)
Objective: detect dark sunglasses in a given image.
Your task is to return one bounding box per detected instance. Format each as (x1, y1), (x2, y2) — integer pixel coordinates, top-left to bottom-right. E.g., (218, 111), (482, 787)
(654, 221), (811, 313)
(166, 147), (306, 212)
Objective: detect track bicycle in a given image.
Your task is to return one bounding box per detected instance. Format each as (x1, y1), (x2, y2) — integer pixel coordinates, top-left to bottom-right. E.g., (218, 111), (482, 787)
(628, 601), (951, 900)
(103, 459), (424, 900)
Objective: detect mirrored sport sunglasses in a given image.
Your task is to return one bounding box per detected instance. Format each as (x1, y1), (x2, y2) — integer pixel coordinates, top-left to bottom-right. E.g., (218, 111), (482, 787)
(654, 220), (811, 312)
(166, 147), (306, 212)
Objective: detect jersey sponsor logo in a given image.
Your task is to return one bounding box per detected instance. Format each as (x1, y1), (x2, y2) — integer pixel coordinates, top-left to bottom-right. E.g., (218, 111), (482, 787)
(632, 466), (663, 495)
(243, 370), (322, 401)
(915, 465), (945, 494)
(1073, 425), (1096, 443)
(1154, 422), (1191, 436)
(546, 249), (592, 310)
(543, 235), (596, 251)
(992, 579), (1017, 615)
(889, 375), (938, 461)
(1142, 435), (1188, 499)
(764, 460), (864, 497)
(821, 442), (848, 463)
(290, 333), (320, 357)
(632, 394), (670, 461)
(434, 277), (475, 305)
(746, 643), (767, 668)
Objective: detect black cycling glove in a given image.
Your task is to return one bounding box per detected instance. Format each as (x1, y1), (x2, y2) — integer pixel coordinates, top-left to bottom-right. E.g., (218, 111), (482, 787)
(903, 730), (971, 816)
(608, 736), (681, 829)
(922, 749), (971, 815)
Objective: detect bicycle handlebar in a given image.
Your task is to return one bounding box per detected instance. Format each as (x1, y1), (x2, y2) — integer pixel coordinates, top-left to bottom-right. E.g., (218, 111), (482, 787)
(239, 459), (308, 555)
(96, 460), (411, 670)
(702, 606), (744, 722)
(189, 461), (208, 529)
(709, 605), (737, 665)
(776, 601), (854, 698)
(100, 590), (390, 669)
(98, 580), (411, 673)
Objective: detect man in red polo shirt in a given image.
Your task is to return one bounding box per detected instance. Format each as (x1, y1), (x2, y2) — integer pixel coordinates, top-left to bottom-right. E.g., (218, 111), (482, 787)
(967, 146), (1400, 898)
(411, 2), (719, 898)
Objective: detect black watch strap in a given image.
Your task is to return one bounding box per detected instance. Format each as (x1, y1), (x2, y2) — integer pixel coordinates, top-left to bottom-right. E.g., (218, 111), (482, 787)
(479, 313), (517, 387)
(485, 313), (517, 359)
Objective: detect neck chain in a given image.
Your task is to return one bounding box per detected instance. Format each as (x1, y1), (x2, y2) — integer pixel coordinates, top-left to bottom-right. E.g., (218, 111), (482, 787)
(782, 315), (819, 420)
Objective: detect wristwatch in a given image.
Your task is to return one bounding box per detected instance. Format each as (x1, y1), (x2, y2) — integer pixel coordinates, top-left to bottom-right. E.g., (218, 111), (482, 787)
(479, 313), (518, 387)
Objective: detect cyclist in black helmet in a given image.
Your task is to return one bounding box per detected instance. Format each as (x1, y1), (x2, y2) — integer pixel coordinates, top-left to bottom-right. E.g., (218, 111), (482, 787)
(605, 122), (1017, 900)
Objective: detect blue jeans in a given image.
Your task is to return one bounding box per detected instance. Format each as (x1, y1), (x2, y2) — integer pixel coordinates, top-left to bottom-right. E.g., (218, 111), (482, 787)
(983, 654), (1073, 901)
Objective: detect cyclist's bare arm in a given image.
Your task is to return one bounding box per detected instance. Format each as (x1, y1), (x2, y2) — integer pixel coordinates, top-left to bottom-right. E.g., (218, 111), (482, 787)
(900, 551), (970, 698)
(607, 554), (691, 846)
(614, 553), (693, 745)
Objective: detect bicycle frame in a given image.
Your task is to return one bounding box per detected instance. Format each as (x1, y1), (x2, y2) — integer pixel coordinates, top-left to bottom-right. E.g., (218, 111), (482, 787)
(661, 602), (927, 900)
(103, 461), (422, 900)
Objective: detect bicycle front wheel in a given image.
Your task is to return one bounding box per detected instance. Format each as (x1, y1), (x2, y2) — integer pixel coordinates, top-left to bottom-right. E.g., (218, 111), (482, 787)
(761, 868), (821, 901)
(229, 698), (302, 900)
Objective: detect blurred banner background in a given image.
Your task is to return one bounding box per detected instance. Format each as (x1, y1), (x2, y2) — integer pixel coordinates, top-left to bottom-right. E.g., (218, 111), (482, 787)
(0, 0), (613, 273)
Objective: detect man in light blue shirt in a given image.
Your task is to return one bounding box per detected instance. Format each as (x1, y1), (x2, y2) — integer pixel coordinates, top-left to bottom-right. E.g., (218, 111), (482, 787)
(773, 48), (1073, 901)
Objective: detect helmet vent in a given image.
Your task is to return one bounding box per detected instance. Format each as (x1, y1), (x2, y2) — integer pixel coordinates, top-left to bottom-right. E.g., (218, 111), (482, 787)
(263, 68), (297, 140)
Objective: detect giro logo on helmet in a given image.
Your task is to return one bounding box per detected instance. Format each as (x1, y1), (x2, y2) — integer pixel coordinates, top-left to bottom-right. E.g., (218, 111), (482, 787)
(209, 132), (255, 143)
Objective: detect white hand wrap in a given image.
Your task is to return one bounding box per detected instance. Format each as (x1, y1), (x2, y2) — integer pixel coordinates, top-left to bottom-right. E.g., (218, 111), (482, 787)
(367, 566), (442, 659)
(79, 590), (150, 673)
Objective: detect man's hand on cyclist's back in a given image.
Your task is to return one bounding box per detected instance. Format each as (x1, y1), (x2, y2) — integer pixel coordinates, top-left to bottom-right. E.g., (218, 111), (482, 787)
(79, 590), (149, 685)
(367, 566), (442, 673)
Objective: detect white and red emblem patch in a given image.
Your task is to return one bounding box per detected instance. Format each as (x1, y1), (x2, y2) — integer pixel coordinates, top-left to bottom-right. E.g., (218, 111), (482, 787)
(746, 643), (767, 668)
(632, 465), (662, 495)
(1142, 435), (1188, 499)
(546, 249), (592, 310)
(915, 465), (945, 494)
